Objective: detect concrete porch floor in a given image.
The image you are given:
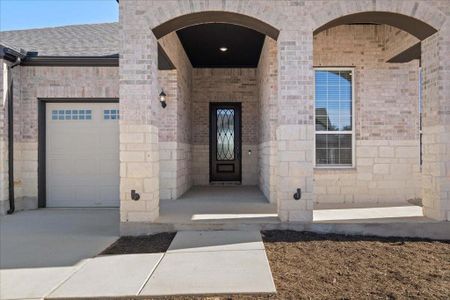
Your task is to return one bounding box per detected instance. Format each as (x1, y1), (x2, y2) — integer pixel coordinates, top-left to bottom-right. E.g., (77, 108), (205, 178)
(156, 186), (428, 225)
(313, 202), (429, 223)
(118, 185), (449, 238)
(157, 186), (278, 224)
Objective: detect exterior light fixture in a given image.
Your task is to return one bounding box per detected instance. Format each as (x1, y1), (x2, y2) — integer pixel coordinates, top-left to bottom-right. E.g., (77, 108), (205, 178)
(219, 47), (228, 52)
(159, 90), (167, 108)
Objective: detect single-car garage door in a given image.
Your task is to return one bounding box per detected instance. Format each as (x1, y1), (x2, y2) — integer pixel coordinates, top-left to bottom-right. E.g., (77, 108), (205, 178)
(46, 102), (119, 207)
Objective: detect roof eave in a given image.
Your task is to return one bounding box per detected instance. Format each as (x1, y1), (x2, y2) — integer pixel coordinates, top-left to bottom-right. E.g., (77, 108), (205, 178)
(21, 55), (119, 67)
(0, 45), (26, 62)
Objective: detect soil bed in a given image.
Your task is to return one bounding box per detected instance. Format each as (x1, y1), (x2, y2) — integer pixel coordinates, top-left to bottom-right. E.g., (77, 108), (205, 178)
(262, 230), (450, 299)
(100, 232), (176, 255)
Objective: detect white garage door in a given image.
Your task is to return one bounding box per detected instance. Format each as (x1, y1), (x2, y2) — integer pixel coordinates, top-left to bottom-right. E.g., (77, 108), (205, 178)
(46, 102), (119, 207)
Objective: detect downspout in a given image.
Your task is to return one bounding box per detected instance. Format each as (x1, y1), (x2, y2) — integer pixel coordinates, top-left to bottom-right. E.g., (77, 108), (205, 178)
(6, 57), (21, 214)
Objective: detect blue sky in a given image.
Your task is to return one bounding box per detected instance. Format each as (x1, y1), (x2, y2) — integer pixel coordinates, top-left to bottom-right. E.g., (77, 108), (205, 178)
(0, 0), (118, 31)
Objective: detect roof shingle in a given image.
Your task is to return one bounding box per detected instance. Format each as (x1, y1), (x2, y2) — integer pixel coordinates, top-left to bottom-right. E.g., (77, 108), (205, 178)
(0, 23), (119, 56)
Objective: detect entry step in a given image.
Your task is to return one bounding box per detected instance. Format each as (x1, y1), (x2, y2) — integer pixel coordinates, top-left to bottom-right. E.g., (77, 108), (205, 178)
(210, 181), (242, 185)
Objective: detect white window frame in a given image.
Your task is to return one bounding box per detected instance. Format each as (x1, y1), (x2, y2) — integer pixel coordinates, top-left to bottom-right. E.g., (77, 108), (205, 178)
(313, 67), (356, 169)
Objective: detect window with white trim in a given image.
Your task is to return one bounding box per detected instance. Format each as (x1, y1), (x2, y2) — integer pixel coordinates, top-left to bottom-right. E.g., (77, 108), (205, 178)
(315, 69), (354, 167)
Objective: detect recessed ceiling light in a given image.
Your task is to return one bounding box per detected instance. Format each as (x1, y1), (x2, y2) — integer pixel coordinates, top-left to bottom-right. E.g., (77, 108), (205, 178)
(219, 47), (228, 52)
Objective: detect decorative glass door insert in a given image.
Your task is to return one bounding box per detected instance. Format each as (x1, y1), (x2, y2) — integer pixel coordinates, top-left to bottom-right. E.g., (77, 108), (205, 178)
(210, 103), (241, 182)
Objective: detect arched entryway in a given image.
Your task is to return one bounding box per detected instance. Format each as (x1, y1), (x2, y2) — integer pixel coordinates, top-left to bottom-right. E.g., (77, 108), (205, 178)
(119, 4), (289, 226)
(154, 11), (281, 224)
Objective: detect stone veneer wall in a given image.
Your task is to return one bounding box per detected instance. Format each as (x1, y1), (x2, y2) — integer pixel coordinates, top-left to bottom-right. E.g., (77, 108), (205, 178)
(157, 69), (192, 200)
(5, 66), (119, 212)
(313, 25), (422, 205)
(421, 21), (450, 221)
(158, 32), (193, 200)
(257, 37), (278, 203)
(191, 68), (259, 185)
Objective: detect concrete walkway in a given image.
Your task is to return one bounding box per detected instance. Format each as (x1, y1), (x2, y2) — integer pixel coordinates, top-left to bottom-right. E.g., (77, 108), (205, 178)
(1, 230), (275, 299)
(47, 230), (275, 299)
(141, 231), (276, 296)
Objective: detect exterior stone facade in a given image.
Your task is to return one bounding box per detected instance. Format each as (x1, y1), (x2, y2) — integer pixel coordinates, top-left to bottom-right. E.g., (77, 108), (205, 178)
(157, 32), (193, 200)
(421, 22), (450, 221)
(257, 37), (278, 203)
(116, 0), (449, 223)
(313, 25), (422, 205)
(1, 0), (449, 223)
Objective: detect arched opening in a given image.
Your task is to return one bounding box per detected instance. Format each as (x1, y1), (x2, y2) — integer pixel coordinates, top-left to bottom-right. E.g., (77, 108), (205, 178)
(311, 11), (442, 222)
(314, 12), (437, 40)
(152, 11), (280, 41)
(154, 12), (279, 223)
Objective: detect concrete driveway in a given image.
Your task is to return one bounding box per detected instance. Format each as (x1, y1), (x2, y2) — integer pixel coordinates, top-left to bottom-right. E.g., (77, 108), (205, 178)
(0, 209), (119, 300)
(0, 208), (119, 269)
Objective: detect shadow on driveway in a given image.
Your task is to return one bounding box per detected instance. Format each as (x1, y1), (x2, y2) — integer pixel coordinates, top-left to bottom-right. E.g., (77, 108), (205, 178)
(0, 208), (119, 269)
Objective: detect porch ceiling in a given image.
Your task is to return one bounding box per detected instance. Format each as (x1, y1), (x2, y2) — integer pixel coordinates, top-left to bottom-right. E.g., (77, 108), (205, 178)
(176, 23), (265, 68)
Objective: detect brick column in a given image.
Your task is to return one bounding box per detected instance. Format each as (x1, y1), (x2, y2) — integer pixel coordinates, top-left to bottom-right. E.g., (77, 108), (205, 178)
(276, 30), (314, 222)
(421, 27), (450, 221)
(119, 2), (160, 223)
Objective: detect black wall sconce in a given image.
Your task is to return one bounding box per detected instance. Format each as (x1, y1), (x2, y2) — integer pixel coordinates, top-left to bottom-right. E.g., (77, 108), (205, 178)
(159, 89), (167, 108)
(131, 190), (140, 201)
(293, 188), (302, 200)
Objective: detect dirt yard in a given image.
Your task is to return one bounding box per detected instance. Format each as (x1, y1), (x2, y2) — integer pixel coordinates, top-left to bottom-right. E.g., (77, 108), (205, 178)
(262, 230), (450, 300)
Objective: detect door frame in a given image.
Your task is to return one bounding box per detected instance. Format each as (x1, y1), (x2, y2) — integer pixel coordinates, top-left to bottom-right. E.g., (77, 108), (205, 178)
(37, 98), (119, 208)
(209, 102), (242, 182)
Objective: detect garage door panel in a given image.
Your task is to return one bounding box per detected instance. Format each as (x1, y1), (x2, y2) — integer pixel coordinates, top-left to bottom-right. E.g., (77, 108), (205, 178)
(48, 158), (75, 176)
(99, 186), (119, 205)
(100, 158), (119, 175)
(48, 134), (77, 152)
(75, 188), (101, 207)
(46, 102), (119, 208)
(75, 134), (98, 153)
(98, 135), (119, 149)
(48, 186), (77, 205)
(74, 159), (100, 176)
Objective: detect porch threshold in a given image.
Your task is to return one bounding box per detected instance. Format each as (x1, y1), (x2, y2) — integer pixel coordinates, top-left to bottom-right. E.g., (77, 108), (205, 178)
(122, 186), (280, 234)
(157, 186), (279, 226)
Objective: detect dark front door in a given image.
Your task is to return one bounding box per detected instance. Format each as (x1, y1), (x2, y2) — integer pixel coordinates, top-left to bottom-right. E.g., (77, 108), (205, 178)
(210, 103), (242, 182)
